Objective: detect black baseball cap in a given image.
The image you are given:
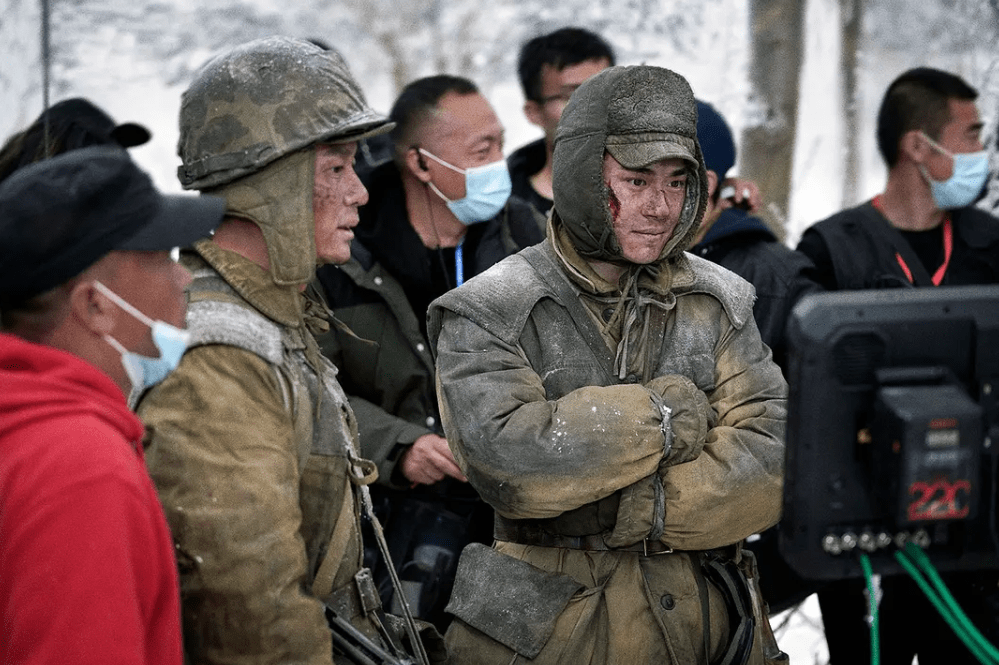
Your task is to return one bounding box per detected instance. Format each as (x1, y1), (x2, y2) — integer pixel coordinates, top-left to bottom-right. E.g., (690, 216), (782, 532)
(0, 98), (152, 183)
(0, 145), (226, 306)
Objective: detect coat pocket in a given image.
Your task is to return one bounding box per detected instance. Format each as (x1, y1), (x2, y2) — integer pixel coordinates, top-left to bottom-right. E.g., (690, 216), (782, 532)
(444, 543), (584, 658)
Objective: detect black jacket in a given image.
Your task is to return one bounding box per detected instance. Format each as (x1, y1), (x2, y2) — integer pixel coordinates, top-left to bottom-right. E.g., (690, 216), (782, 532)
(314, 161), (544, 485)
(798, 200), (999, 290)
(691, 208), (819, 373)
(507, 138), (553, 220)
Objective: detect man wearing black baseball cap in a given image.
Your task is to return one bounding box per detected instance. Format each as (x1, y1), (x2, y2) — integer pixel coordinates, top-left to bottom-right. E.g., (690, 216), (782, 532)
(0, 145), (223, 665)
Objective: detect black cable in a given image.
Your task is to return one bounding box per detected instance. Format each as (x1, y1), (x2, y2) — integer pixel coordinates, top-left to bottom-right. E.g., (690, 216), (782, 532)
(41, 0), (52, 156)
(990, 445), (998, 560)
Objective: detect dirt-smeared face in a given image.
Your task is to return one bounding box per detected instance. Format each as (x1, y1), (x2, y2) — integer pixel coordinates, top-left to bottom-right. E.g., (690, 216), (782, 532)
(313, 142), (368, 265)
(551, 65), (707, 264)
(603, 152), (688, 265)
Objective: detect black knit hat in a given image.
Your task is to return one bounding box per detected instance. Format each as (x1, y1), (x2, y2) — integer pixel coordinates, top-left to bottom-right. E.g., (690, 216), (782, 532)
(0, 146), (224, 306)
(695, 100), (736, 179)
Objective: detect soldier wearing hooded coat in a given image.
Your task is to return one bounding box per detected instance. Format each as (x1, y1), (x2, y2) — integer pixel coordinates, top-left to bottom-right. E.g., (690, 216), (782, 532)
(428, 66), (787, 664)
(136, 38), (439, 665)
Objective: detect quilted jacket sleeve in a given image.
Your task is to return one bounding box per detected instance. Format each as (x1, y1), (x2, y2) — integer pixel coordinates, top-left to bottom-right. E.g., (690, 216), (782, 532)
(434, 311), (669, 520)
(657, 306), (787, 551)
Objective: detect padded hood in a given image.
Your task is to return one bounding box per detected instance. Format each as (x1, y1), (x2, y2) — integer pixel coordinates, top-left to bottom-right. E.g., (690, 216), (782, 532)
(551, 65), (708, 265)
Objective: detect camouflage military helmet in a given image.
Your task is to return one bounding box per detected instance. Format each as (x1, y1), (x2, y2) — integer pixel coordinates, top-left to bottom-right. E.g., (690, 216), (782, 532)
(178, 36), (393, 190)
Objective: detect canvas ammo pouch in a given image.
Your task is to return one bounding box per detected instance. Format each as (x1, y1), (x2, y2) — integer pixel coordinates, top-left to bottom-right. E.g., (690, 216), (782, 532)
(444, 543), (584, 658)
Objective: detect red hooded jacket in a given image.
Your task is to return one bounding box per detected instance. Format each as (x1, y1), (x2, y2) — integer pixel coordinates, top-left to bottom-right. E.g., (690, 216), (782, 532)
(0, 333), (181, 664)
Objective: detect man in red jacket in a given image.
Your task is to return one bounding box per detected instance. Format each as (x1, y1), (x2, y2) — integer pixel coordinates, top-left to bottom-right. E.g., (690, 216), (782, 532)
(0, 147), (224, 665)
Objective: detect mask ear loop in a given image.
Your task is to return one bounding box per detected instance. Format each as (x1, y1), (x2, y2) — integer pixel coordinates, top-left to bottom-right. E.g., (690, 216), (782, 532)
(92, 281), (157, 328)
(415, 147), (461, 288)
(418, 147), (465, 204)
(417, 147), (465, 174)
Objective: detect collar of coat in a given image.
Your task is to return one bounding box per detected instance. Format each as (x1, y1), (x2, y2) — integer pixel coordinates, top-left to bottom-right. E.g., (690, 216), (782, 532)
(192, 238), (306, 329)
(548, 216), (755, 330)
(550, 216), (675, 298)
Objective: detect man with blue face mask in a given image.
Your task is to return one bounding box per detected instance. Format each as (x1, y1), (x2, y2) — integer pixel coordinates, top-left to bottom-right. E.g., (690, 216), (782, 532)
(0, 146), (224, 665)
(797, 67), (999, 664)
(799, 67), (999, 290)
(312, 75), (543, 631)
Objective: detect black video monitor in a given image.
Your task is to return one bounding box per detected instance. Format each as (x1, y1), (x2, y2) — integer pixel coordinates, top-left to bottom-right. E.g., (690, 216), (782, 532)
(780, 285), (999, 580)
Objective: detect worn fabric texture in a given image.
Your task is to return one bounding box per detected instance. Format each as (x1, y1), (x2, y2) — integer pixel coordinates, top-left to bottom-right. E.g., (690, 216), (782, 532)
(311, 160), (543, 629)
(691, 207), (822, 614)
(138, 241), (383, 665)
(692, 207), (821, 374)
(177, 35), (392, 286)
(427, 65), (786, 664)
(0, 333), (183, 665)
(313, 161), (544, 484)
(208, 148), (318, 286)
(178, 36), (391, 191)
(551, 65), (708, 263)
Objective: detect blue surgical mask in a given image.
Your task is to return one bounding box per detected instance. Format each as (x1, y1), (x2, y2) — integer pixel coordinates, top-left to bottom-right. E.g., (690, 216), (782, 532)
(94, 281), (190, 399)
(419, 148), (512, 225)
(919, 132), (989, 209)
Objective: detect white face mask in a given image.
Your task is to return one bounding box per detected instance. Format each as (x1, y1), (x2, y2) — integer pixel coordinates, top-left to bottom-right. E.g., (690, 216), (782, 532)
(418, 148), (512, 225)
(94, 281), (190, 400)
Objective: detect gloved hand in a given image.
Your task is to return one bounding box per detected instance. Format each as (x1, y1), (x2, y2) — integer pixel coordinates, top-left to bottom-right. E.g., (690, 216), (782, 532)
(645, 374), (715, 466)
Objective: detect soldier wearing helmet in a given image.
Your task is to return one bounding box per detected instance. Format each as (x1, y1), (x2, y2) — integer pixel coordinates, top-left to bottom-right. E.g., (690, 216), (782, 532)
(427, 66), (787, 663)
(137, 37), (441, 664)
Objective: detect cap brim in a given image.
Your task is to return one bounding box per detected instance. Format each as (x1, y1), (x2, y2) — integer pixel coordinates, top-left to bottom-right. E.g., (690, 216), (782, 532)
(325, 118), (396, 145)
(118, 193), (226, 251)
(110, 122), (152, 148)
(605, 133), (697, 170)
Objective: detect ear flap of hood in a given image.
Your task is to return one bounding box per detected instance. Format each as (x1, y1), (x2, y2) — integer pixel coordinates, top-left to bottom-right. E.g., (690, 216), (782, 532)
(207, 148), (317, 286)
(551, 65), (708, 264)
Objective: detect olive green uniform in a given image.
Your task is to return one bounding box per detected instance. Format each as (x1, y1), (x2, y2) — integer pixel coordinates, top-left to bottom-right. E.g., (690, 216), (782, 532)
(140, 241), (381, 664)
(136, 37), (434, 665)
(428, 66), (787, 664)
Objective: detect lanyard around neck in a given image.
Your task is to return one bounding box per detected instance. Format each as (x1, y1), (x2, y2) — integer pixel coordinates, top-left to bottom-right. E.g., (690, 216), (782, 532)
(871, 195), (953, 286)
(454, 239), (464, 288)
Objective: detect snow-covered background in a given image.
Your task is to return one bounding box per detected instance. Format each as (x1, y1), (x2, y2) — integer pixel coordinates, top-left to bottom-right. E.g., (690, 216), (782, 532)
(3, 1), (998, 661)
(4, 0), (998, 242)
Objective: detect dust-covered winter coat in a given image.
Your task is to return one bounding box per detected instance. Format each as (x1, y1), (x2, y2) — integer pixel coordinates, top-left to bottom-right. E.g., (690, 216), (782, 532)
(427, 66), (787, 664)
(138, 240), (382, 665)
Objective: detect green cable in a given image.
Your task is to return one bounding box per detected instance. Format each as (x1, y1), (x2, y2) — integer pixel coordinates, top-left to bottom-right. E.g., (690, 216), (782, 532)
(894, 546), (999, 664)
(903, 543), (998, 662)
(860, 553), (880, 665)
(902, 544), (999, 663)
(892, 551), (984, 663)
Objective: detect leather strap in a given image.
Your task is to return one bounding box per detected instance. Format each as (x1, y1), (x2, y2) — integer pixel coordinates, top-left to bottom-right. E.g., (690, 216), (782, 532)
(496, 530), (674, 555)
(325, 568), (382, 621)
(312, 475), (357, 599)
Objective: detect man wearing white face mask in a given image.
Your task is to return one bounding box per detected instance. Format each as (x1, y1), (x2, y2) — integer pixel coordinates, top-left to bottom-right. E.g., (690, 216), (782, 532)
(312, 74), (543, 630)
(798, 67), (999, 664)
(0, 146), (224, 665)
